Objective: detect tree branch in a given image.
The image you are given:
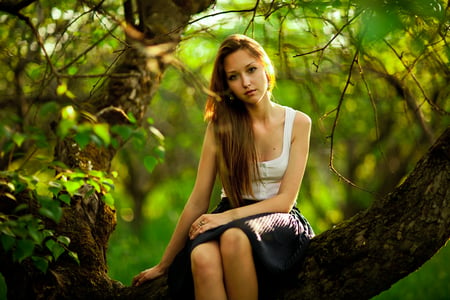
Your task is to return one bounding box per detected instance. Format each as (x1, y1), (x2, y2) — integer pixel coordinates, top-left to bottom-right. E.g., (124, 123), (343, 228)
(321, 48), (373, 193)
(293, 9), (362, 68)
(0, 0), (37, 14)
(384, 39), (449, 116)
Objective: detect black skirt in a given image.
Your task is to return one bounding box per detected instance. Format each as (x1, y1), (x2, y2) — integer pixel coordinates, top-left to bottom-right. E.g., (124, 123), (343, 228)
(168, 198), (314, 300)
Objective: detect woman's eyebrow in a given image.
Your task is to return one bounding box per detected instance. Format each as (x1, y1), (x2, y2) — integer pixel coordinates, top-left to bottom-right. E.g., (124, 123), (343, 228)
(225, 61), (257, 74)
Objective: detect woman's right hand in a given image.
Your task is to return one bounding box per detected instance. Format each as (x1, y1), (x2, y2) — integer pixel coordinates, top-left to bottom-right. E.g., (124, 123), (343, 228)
(132, 264), (166, 286)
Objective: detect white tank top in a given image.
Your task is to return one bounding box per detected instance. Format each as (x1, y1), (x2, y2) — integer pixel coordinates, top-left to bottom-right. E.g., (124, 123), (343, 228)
(221, 106), (296, 201)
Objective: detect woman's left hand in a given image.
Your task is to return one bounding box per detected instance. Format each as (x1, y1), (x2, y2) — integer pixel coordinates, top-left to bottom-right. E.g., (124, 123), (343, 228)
(189, 213), (231, 240)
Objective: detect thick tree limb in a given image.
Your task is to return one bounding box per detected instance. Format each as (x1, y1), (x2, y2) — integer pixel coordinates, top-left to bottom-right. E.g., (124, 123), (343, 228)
(284, 127), (450, 299)
(0, 0), (37, 14)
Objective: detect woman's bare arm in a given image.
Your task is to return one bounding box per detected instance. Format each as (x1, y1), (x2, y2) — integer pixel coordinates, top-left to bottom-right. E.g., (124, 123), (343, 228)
(133, 124), (217, 285)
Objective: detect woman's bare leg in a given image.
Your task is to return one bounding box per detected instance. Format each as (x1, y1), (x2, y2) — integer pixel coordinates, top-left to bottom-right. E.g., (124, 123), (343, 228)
(220, 228), (258, 300)
(191, 241), (227, 300)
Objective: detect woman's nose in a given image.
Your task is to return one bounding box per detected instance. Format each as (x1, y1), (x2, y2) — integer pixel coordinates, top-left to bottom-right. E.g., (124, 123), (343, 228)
(241, 75), (250, 87)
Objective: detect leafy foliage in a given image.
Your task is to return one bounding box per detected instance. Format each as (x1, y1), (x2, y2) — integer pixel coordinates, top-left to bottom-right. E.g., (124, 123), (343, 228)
(0, 170), (79, 273)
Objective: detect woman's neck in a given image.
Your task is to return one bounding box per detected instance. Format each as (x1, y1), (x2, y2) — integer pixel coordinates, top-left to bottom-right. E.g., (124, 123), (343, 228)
(246, 98), (278, 125)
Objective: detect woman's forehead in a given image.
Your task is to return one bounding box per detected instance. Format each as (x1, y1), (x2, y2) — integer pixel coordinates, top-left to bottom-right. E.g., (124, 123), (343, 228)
(224, 49), (260, 73)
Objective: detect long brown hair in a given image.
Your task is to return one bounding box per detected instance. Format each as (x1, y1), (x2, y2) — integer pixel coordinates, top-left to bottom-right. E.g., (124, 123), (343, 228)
(204, 34), (276, 207)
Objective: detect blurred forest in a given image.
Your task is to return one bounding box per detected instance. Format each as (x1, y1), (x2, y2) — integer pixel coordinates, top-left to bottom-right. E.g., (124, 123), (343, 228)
(0, 0), (449, 299)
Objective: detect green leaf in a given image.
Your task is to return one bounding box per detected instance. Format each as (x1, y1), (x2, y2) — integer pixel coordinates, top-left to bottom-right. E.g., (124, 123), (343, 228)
(29, 64), (43, 80)
(144, 156), (158, 173)
(360, 7), (403, 42)
(13, 239), (34, 262)
(56, 235), (70, 247)
(45, 239), (65, 260)
(67, 66), (78, 76)
(42, 230), (54, 239)
(32, 256), (49, 273)
(0, 234), (15, 252)
(38, 200), (63, 223)
(88, 180), (101, 193)
(61, 106), (77, 120)
(13, 203), (28, 213)
(68, 251), (79, 265)
(102, 193), (114, 207)
(111, 124), (134, 140)
(56, 82), (68, 96)
(74, 130), (91, 149)
(58, 193), (71, 204)
(153, 145), (165, 160)
(57, 119), (76, 138)
(40, 102), (58, 116)
(63, 180), (83, 196)
(12, 133), (26, 147)
(93, 123), (111, 145)
(111, 138), (119, 149)
(48, 181), (63, 195)
(127, 112), (137, 124)
(27, 221), (43, 244)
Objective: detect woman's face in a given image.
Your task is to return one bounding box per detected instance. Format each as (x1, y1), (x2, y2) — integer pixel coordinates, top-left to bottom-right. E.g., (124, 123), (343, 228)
(223, 49), (269, 105)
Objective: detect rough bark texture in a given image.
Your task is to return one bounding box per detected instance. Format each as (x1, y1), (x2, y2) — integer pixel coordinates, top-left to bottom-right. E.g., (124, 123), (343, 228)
(1, 0), (449, 299)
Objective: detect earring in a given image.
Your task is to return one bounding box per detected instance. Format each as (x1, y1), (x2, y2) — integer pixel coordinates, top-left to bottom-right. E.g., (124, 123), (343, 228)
(225, 90), (234, 102)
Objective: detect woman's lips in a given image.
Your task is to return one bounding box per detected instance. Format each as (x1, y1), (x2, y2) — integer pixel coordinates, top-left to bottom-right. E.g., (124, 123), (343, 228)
(245, 89), (256, 95)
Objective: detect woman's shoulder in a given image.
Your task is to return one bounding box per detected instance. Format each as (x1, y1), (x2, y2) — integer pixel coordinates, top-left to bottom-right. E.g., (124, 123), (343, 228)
(294, 110), (311, 126)
(279, 105), (311, 126)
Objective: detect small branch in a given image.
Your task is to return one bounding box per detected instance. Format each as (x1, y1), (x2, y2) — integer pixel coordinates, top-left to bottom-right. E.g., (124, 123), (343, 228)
(243, 0), (260, 34)
(58, 72), (140, 79)
(384, 40), (436, 142)
(184, 5), (259, 29)
(357, 58), (380, 142)
(15, 12), (60, 78)
(356, 58), (392, 179)
(58, 16), (122, 74)
(326, 48), (374, 193)
(293, 10), (362, 62)
(384, 39), (448, 116)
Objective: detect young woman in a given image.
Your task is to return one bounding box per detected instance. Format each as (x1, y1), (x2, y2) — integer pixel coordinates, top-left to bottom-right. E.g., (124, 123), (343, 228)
(132, 34), (314, 300)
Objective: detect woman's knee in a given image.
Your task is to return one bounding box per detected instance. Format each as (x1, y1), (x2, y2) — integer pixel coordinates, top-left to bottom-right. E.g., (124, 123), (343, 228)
(220, 228), (251, 257)
(191, 242), (222, 277)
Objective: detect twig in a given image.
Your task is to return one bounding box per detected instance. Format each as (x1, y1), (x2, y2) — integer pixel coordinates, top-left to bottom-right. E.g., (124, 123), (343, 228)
(293, 10), (362, 59)
(384, 39), (448, 115)
(327, 48), (374, 194)
(356, 57), (392, 176)
(15, 12), (60, 78)
(243, 0), (260, 34)
(186, 5), (258, 28)
(357, 58), (379, 142)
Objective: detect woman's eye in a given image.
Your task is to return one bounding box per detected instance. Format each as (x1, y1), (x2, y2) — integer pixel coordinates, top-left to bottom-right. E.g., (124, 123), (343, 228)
(248, 66), (257, 73)
(228, 74), (237, 81)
